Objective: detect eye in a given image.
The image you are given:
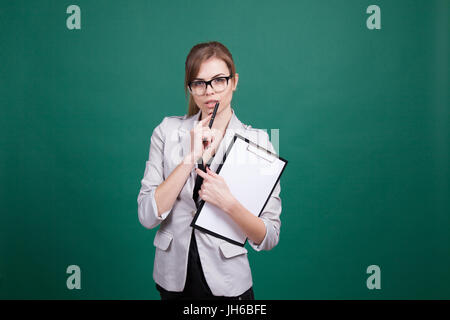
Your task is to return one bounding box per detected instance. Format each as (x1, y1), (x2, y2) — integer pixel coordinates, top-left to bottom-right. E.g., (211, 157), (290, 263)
(212, 77), (227, 85)
(191, 81), (205, 88)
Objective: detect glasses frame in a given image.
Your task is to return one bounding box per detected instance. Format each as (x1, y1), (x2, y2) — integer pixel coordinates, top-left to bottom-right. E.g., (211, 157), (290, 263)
(188, 75), (234, 95)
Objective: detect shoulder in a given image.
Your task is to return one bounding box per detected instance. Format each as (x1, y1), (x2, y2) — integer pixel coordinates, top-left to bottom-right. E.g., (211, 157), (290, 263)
(153, 114), (190, 135)
(232, 111), (270, 141)
(241, 122), (270, 141)
(235, 113), (267, 137)
(241, 123), (276, 154)
(159, 114), (188, 128)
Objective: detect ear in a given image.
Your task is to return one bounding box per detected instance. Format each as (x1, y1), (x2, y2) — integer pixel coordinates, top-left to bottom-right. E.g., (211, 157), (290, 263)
(232, 73), (239, 91)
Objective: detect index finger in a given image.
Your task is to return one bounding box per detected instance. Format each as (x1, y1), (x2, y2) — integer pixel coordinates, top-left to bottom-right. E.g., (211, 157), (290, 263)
(206, 166), (219, 177)
(199, 114), (212, 126)
(195, 168), (208, 180)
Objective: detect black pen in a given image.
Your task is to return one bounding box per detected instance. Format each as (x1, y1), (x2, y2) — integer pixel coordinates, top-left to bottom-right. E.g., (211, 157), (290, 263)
(200, 101), (219, 170)
(208, 101), (220, 129)
(203, 101), (219, 143)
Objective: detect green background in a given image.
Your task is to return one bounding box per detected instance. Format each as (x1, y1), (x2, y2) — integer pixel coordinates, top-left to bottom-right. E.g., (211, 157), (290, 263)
(1, 0), (449, 299)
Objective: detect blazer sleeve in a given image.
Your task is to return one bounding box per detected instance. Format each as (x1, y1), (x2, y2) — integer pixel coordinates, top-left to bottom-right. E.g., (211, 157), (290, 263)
(137, 117), (172, 229)
(248, 130), (282, 252)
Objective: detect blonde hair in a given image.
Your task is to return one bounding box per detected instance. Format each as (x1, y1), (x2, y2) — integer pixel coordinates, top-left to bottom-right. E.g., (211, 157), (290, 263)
(185, 41), (236, 117)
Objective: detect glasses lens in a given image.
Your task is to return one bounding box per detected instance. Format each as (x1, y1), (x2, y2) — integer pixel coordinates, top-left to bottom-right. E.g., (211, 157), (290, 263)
(211, 78), (228, 93)
(189, 77), (230, 95)
(190, 81), (206, 95)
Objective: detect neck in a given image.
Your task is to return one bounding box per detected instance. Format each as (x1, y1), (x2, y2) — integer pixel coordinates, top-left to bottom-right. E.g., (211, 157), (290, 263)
(201, 106), (233, 132)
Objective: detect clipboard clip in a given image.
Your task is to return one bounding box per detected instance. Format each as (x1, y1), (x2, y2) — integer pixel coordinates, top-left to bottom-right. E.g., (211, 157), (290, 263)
(246, 144), (275, 163)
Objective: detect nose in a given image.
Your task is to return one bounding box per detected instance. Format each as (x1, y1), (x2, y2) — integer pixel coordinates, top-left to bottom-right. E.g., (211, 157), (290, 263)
(205, 82), (215, 95)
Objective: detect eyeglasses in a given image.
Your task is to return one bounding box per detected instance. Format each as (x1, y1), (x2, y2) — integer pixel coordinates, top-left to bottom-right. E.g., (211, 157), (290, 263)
(188, 75), (233, 96)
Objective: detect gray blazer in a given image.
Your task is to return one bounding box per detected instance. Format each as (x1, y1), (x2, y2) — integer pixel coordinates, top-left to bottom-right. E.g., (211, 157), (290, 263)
(137, 108), (282, 297)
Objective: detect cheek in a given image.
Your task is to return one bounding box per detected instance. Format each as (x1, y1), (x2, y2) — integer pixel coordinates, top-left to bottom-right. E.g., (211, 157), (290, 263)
(192, 96), (201, 105)
(193, 96), (206, 109)
(221, 88), (234, 104)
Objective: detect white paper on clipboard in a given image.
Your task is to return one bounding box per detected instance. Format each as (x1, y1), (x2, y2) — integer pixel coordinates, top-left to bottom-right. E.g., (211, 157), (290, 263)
(191, 134), (287, 246)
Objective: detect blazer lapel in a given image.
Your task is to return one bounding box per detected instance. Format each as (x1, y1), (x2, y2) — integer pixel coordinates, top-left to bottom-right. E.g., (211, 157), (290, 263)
(209, 108), (247, 171)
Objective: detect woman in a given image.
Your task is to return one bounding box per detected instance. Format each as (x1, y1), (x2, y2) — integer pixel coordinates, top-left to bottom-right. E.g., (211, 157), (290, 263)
(137, 41), (282, 300)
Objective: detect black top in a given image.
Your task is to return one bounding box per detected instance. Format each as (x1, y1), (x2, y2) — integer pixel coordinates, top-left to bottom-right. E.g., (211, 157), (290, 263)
(192, 157), (214, 205)
(187, 156), (216, 296)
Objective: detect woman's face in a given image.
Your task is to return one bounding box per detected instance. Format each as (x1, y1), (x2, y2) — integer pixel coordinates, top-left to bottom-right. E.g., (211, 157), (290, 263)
(190, 57), (239, 118)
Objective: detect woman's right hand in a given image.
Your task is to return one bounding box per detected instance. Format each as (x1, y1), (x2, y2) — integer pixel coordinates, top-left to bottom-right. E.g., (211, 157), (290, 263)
(190, 114), (212, 161)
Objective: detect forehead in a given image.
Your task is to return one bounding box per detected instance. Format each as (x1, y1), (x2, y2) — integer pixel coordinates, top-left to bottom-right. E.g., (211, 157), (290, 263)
(196, 57), (229, 79)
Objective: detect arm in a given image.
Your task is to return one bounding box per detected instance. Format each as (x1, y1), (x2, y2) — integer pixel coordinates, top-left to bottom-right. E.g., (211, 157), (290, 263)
(246, 130), (282, 251)
(138, 152), (197, 229)
(223, 197), (266, 245)
(137, 119), (172, 229)
(155, 113), (215, 216)
(154, 153), (196, 216)
(247, 180), (282, 251)
(137, 115), (213, 229)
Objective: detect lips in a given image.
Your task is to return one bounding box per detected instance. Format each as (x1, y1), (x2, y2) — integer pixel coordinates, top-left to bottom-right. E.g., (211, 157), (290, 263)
(205, 100), (219, 110)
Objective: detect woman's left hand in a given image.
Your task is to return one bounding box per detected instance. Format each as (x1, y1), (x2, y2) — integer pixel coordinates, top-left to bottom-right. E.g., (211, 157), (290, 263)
(195, 167), (236, 214)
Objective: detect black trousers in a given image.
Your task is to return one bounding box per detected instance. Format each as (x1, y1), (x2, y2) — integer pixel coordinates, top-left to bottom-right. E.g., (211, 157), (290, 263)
(156, 284), (254, 301)
(156, 230), (254, 301)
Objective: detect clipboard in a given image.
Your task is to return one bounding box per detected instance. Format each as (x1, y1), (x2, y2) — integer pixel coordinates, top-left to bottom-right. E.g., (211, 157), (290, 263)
(190, 133), (288, 246)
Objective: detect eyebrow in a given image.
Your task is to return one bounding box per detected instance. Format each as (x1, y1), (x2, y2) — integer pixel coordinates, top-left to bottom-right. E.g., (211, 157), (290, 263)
(193, 73), (226, 81)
